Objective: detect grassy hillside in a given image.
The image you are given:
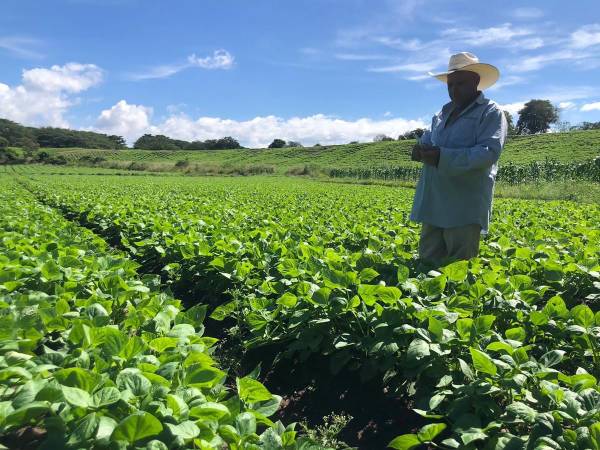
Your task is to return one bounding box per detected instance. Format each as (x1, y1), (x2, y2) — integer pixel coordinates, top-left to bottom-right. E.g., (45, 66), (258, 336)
(45, 129), (600, 173)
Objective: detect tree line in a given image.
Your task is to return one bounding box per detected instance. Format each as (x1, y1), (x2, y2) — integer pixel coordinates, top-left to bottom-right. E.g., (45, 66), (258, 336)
(2, 98), (600, 153)
(0, 118), (126, 150)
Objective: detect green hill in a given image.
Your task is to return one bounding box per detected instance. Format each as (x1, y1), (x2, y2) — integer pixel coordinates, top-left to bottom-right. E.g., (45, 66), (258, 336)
(46, 129), (600, 173)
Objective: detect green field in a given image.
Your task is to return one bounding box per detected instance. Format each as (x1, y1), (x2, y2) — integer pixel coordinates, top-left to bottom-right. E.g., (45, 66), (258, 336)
(3, 168), (599, 449)
(45, 129), (600, 173)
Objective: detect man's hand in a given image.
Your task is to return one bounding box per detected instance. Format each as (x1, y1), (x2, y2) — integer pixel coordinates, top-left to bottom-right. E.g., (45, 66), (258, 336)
(419, 145), (441, 167)
(411, 144), (423, 162)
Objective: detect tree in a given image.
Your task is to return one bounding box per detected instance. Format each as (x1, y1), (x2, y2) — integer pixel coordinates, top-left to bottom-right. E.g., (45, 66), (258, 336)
(133, 134), (181, 150)
(373, 134), (394, 142)
(503, 111), (516, 136)
(516, 100), (559, 134)
(398, 128), (427, 140)
(268, 139), (286, 148)
(108, 135), (127, 149)
(0, 136), (8, 149)
(286, 141), (303, 148)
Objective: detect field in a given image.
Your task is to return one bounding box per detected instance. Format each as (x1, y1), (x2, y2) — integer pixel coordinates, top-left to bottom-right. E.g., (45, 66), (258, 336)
(43, 129), (600, 174)
(2, 168), (599, 449)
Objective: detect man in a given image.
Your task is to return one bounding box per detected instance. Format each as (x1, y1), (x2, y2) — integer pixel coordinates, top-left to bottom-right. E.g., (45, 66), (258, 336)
(410, 52), (508, 264)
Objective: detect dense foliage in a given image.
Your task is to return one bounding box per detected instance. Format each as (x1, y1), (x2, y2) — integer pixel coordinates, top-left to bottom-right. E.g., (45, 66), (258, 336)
(133, 135), (243, 151)
(14, 173), (600, 449)
(0, 176), (331, 450)
(0, 118), (126, 150)
(329, 158), (600, 184)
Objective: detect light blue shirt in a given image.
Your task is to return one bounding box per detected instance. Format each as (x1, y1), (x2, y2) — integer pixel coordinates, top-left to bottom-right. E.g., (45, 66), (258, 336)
(410, 92), (507, 232)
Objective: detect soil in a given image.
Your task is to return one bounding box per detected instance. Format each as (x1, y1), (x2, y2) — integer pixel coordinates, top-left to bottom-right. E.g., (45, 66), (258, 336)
(243, 348), (426, 450)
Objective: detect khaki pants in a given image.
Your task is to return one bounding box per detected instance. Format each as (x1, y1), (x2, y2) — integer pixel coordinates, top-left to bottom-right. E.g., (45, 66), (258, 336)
(419, 223), (481, 264)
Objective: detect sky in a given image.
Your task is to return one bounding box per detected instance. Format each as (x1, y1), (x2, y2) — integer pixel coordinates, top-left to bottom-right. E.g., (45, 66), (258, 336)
(1, 0), (600, 147)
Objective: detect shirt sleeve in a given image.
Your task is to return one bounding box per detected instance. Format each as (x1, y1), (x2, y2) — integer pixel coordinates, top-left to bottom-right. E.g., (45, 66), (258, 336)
(437, 105), (507, 176)
(417, 115), (436, 146)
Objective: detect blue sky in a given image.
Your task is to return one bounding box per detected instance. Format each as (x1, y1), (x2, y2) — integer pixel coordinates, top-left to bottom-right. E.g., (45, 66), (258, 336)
(1, 0), (600, 146)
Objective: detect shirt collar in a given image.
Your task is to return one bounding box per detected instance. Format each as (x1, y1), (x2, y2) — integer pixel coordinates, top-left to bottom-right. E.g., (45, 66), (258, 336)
(442, 91), (486, 115)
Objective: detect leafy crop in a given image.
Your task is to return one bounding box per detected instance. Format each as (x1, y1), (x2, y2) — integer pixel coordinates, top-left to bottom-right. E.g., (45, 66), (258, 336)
(0, 177), (328, 449)
(8, 173), (600, 449)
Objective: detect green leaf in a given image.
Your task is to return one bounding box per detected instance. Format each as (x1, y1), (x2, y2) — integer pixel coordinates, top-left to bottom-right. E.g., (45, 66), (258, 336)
(422, 275), (447, 296)
(276, 292), (298, 308)
(388, 433), (421, 449)
(189, 402), (231, 421)
(116, 370), (151, 396)
(590, 422), (600, 450)
(165, 421), (200, 440)
(111, 411), (163, 443)
(571, 305), (594, 328)
(540, 350), (565, 368)
(41, 260), (62, 281)
(406, 339), (430, 367)
(442, 260), (468, 282)
(210, 301), (237, 321)
(3, 402), (51, 429)
(62, 385), (91, 408)
(397, 265), (410, 283)
(237, 377), (273, 403)
(54, 367), (98, 391)
(506, 402), (537, 423)
(359, 267), (379, 282)
(67, 413), (100, 445)
(417, 423), (447, 442)
(456, 318), (473, 341)
(235, 412), (257, 437)
(91, 387), (121, 408)
(470, 347), (497, 376)
(312, 287), (331, 305)
(185, 365), (225, 388)
(148, 337), (179, 353)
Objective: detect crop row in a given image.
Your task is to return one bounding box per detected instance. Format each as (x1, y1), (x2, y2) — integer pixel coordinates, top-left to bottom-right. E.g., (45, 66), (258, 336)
(18, 174), (600, 448)
(0, 176), (327, 450)
(328, 158), (600, 184)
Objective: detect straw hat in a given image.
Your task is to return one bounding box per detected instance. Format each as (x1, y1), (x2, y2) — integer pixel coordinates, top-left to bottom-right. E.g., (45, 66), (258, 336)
(429, 52), (500, 90)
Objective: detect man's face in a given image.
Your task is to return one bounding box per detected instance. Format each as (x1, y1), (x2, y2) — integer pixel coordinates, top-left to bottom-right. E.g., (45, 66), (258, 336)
(447, 71), (479, 108)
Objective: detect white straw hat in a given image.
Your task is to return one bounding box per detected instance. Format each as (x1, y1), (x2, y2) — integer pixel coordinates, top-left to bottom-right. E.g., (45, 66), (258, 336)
(429, 52), (500, 90)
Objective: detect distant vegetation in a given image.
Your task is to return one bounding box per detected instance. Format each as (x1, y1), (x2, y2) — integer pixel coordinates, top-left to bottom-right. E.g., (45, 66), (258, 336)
(133, 134), (243, 150)
(0, 118), (125, 150)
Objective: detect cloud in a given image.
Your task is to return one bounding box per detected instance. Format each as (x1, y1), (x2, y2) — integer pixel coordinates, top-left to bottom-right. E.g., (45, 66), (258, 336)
(129, 49), (234, 80)
(512, 7), (544, 20)
(0, 36), (44, 59)
(499, 102), (525, 116)
(22, 63), (103, 92)
(0, 62), (103, 127)
(94, 101), (427, 147)
(581, 102), (600, 112)
(95, 100), (152, 141)
(570, 24), (600, 49)
(488, 75), (526, 91)
(440, 23), (534, 47)
(558, 101), (576, 110)
(187, 50), (234, 69)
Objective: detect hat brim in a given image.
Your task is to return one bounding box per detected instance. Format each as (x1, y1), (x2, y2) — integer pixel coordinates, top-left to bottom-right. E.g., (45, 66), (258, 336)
(428, 63), (500, 90)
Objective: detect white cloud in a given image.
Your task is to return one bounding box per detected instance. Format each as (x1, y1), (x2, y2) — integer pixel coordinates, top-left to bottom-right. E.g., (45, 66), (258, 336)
(93, 101), (427, 147)
(581, 102), (600, 112)
(487, 75), (526, 91)
(570, 24), (600, 49)
(440, 23), (534, 47)
(0, 36), (44, 59)
(558, 101), (576, 110)
(187, 50), (234, 69)
(499, 102), (525, 116)
(0, 62), (103, 127)
(22, 63), (103, 92)
(513, 7), (544, 20)
(129, 49), (234, 80)
(95, 100), (153, 141)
